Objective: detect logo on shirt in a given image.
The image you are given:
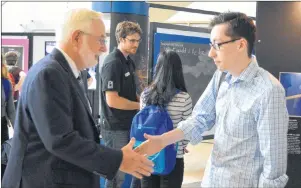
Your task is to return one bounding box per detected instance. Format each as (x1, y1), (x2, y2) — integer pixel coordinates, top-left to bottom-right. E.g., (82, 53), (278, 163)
(108, 81), (113, 89)
(125, 72), (130, 77)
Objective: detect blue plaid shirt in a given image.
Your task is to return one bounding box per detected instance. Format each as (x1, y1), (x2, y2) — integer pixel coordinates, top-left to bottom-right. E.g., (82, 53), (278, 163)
(178, 57), (289, 188)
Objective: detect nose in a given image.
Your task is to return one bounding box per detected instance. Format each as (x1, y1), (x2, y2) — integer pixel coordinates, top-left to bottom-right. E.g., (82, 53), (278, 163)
(208, 46), (216, 59)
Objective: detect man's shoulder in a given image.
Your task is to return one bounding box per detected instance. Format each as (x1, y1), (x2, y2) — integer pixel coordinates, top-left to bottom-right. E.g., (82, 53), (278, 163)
(102, 54), (123, 72)
(30, 55), (59, 74)
(254, 67), (285, 95)
(26, 55), (65, 84)
(103, 51), (122, 64)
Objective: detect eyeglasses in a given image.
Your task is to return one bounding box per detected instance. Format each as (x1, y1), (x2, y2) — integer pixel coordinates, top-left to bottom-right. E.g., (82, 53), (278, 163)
(80, 31), (107, 45)
(124, 38), (142, 44)
(209, 38), (241, 50)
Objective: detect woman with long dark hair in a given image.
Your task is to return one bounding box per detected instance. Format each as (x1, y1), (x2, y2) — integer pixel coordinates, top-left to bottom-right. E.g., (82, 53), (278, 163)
(140, 50), (193, 188)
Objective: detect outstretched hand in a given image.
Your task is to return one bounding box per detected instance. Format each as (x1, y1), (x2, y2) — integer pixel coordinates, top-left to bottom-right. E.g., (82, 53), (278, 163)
(134, 133), (166, 156)
(120, 138), (154, 179)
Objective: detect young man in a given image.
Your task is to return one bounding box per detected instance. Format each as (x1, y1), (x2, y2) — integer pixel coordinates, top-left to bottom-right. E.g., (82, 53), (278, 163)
(135, 12), (289, 188)
(100, 21), (142, 188)
(2, 9), (153, 188)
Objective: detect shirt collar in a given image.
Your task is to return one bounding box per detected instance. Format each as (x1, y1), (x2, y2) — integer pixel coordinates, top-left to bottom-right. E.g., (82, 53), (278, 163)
(55, 47), (80, 78)
(225, 55), (259, 84)
(114, 48), (132, 63)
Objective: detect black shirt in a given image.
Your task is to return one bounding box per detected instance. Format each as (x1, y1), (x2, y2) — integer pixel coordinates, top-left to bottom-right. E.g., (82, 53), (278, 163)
(100, 48), (138, 130)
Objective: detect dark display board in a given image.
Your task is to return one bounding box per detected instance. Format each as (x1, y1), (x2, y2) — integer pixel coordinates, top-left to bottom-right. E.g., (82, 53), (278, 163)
(153, 33), (215, 107)
(256, 2), (301, 187)
(152, 33), (216, 138)
(280, 72), (301, 188)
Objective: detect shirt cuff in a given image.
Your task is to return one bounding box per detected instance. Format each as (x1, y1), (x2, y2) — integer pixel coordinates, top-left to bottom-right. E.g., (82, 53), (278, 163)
(258, 173), (289, 188)
(177, 117), (203, 145)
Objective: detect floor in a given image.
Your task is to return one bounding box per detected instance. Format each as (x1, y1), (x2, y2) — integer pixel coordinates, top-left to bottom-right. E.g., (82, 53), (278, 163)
(182, 139), (214, 187)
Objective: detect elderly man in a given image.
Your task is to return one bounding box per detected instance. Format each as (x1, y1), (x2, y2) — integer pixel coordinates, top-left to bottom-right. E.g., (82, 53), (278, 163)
(2, 8), (153, 188)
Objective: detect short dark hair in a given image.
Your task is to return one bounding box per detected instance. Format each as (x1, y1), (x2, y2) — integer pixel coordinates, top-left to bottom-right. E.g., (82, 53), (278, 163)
(4, 51), (19, 66)
(115, 21), (142, 44)
(209, 12), (256, 57)
(143, 50), (187, 107)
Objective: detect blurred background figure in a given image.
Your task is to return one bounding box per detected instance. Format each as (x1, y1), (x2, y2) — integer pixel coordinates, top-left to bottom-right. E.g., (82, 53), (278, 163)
(4, 51), (27, 107)
(1, 54), (16, 179)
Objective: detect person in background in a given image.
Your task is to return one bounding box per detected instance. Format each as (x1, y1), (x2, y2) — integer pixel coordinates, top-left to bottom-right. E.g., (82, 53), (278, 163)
(80, 69), (93, 93)
(100, 21), (142, 188)
(2, 8), (153, 188)
(135, 12), (289, 188)
(4, 51), (27, 107)
(87, 69), (93, 87)
(136, 50), (193, 188)
(1, 54), (16, 179)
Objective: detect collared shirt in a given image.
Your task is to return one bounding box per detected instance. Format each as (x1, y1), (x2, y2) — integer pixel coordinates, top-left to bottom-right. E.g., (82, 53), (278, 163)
(56, 47), (79, 78)
(56, 47), (92, 113)
(178, 57), (289, 187)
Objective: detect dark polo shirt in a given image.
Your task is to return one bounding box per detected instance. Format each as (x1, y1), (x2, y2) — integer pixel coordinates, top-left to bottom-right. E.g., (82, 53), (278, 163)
(100, 48), (138, 130)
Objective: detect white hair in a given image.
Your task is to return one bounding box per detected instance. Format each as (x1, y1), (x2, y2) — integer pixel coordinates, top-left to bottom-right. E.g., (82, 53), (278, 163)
(56, 8), (103, 44)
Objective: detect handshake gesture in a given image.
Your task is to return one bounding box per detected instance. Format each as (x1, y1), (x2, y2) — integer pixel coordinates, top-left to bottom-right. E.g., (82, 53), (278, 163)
(134, 133), (166, 156)
(119, 134), (166, 179)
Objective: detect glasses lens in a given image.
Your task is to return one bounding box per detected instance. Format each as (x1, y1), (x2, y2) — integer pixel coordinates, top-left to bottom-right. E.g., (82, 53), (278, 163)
(209, 43), (218, 50)
(99, 39), (107, 45)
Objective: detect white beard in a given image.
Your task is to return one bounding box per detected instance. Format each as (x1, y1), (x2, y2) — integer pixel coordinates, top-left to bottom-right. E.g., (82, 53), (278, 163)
(79, 39), (98, 69)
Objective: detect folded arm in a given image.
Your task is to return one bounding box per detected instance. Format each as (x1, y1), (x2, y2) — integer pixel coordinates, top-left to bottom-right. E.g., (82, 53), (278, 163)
(106, 91), (139, 110)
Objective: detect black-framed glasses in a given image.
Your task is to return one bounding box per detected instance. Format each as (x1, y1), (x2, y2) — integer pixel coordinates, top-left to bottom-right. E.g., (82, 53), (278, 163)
(124, 37), (142, 44)
(209, 38), (241, 50)
(80, 31), (107, 45)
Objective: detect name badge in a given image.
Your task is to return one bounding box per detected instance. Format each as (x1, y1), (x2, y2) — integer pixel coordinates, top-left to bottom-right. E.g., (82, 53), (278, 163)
(125, 72), (130, 77)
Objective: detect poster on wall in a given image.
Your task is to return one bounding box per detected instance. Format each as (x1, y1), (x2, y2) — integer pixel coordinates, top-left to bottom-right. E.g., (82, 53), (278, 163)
(153, 33), (216, 139)
(45, 41), (56, 56)
(153, 33), (215, 107)
(1, 38), (29, 72)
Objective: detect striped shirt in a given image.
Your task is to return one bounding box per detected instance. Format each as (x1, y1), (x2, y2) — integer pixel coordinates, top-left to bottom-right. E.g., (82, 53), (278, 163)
(178, 57), (289, 187)
(140, 91), (193, 158)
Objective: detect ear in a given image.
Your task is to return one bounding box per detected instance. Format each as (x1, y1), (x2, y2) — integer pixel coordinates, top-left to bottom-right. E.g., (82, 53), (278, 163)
(119, 37), (125, 44)
(71, 30), (82, 47)
(238, 38), (248, 51)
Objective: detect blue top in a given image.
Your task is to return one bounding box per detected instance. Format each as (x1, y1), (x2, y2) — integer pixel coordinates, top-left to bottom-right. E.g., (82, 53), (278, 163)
(1, 78), (15, 126)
